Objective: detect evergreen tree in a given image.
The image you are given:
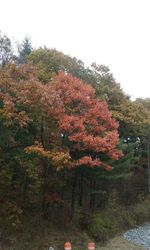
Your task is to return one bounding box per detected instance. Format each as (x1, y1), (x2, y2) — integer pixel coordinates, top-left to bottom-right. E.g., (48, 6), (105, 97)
(0, 31), (14, 68)
(17, 36), (33, 64)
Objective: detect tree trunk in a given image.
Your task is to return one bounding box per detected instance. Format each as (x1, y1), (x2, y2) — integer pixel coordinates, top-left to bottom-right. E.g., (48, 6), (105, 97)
(90, 180), (96, 211)
(78, 172), (84, 207)
(71, 170), (78, 211)
(147, 140), (150, 192)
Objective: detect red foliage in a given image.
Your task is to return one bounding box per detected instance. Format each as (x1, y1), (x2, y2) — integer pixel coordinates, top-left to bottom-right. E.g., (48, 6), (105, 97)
(1, 66), (122, 170)
(48, 72), (123, 170)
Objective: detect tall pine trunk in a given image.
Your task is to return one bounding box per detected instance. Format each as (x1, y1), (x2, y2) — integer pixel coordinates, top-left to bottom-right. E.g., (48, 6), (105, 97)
(78, 172), (84, 207)
(71, 170), (78, 211)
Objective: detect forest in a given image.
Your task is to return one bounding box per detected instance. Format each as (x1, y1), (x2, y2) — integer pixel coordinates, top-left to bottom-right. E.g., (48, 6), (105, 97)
(1, 31), (150, 249)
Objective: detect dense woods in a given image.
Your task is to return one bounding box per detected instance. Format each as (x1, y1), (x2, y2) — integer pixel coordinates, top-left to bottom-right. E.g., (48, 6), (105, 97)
(1, 31), (150, 248)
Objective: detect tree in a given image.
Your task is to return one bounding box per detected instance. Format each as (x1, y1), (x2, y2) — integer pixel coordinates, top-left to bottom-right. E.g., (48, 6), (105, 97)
(17, 36), (33, 64)
(52, 72), (122, 168)
(0, 65), (122, 215)
(0, 31), (14, 68)
(27, 48), (88, 83)
(24, 71), (123, 211)
(112, 100), (150, 139)
(135, 98), (150, 111)
(16, 70), (122, 170)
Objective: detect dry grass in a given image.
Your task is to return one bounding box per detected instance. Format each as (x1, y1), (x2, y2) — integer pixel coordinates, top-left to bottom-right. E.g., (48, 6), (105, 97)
(0, 227), (146, 250)
(98, 236), (145, 250)
(0, 235), (146, 250)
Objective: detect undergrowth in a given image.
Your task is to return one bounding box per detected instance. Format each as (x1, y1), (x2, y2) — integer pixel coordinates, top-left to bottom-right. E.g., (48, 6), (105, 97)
(0, 193), (150, 249)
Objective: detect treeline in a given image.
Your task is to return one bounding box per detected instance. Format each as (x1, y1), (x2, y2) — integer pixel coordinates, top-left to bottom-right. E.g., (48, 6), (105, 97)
(0, 31), (150, 228)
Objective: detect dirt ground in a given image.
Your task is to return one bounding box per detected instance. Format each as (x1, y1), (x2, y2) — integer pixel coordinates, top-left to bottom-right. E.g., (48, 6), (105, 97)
(98, 236), (145, 250)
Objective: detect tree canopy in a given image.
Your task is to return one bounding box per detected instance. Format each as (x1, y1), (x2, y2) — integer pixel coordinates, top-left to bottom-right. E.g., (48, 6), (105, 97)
(0, 34), (149, 231)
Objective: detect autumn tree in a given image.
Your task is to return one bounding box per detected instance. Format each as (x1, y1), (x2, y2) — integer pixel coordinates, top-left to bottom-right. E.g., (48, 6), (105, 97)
(46, 72), (122, 209)
(50, 72), (122, 168)
(0, 64), (122, 217)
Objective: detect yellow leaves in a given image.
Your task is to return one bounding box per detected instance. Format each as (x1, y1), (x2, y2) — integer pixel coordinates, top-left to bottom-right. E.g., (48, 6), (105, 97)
(25, 143), (51, 157)
(25, 142), (71, 170)
(50, 151), (72, 170)
(114, 100), (150, 125)
(112, 99), (150, 137)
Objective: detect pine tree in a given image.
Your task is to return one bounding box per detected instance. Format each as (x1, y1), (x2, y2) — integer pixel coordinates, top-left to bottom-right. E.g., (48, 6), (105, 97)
(17, 36), (33, 64)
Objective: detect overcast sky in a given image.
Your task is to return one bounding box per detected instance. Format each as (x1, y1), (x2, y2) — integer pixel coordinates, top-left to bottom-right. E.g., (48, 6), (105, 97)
(1, 0), (150, 99)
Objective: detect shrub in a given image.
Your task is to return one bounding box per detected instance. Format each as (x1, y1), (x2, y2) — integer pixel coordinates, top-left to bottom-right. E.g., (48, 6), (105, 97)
(87, 213), (114, 242)
(133, 196), (150, 224)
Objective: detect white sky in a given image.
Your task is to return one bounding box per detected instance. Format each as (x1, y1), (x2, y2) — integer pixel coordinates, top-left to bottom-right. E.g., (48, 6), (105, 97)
(1, 0), (150, 99)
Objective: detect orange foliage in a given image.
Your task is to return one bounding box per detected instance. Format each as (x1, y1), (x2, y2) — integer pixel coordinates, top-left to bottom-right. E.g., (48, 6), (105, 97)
(49, 72), (123, 169)
(0, 66), (122, 170)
